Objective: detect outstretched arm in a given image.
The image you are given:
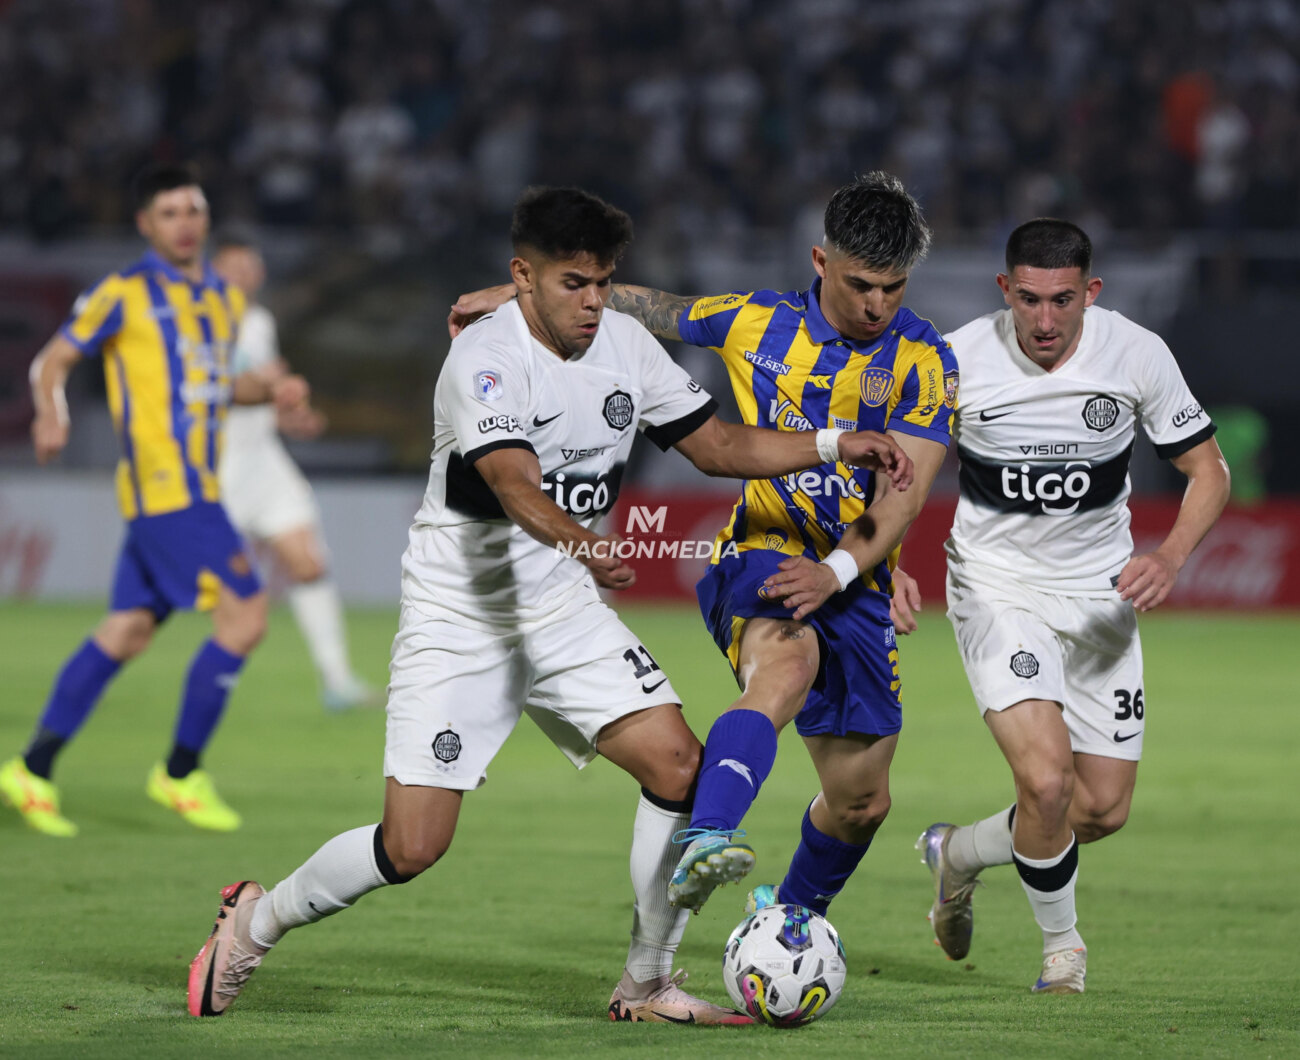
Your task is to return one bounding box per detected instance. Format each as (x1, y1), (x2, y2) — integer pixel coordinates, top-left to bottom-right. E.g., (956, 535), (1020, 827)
(672, 414), (913, 491)
(606, 285), (700, 343)
(1116, 437), (1230, 611)
(29, 333), (83, 464)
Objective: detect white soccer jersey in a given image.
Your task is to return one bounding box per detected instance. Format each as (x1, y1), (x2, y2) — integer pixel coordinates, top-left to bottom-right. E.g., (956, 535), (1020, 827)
(946, 305), (1214, 593)
(222, 302), (280, 453)
(403, 298), (715, 621)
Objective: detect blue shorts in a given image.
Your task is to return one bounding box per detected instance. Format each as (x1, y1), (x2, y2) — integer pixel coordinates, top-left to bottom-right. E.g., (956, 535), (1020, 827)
(696, 549), (901, 738)
(110, 502), (261, 620)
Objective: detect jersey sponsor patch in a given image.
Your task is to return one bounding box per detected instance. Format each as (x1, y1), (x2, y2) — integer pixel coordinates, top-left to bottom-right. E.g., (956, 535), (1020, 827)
(957, 441), (1133, 517)
(859, 367), (895, 407)
(943, 369), (959, 408)
(475, 369), (504, 401)
(1081, 394), (1119, 431)
(1171, 402), (1203, 428)
(1010, 650), (1040, 678)
(602, 389), (634, 430)
(477, 414), (522, 434)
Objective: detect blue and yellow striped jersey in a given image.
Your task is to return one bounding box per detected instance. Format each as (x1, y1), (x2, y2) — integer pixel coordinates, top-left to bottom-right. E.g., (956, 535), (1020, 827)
(60, 249), (245, 520)
(679, 279), (958, 594)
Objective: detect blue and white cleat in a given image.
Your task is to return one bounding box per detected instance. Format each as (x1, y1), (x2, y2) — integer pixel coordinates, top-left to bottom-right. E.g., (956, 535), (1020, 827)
(1032, 947), (1087, 994)
(743, 883), (780, 916)
(916, 822), (980, 961)
(668, 828), (755, 913)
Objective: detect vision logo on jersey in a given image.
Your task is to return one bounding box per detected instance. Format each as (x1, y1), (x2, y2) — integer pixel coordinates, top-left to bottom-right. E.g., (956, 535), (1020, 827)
(1082, 395), (1119, 431)
(1010, 651), (1040, 678)
(1172, 402), (1204, 428)
(859, 367), (895, 407)
(602, 390), (634, 430)
(475, 369), (504, 401)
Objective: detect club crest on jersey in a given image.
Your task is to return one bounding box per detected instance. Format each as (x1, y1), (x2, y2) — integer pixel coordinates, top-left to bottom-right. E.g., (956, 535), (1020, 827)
(763, 526), (789, 550)
(433, 728), (462, 763)
(1082, 395), (1119, 432)
(944, 370), (959, 408)
(1010, 651), (1040, 678)
(859, 367), (895, 407)
(475, 369), (503, 402)
(603, 389), (634, 430)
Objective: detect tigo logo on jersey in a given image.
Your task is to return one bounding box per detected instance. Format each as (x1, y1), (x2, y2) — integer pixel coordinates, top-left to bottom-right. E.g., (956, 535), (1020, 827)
(1082, 395), (1119, 431)
(475, 369), (503, 401)
(859, 367), (895, 407)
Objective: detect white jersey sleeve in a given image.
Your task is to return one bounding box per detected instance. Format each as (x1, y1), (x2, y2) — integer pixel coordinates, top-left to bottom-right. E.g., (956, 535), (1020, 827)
(440, 340), (537, 464)
(1134, 334), (1215, 458)
(230, 303), (279, 374)
(633, 329), (717, 450)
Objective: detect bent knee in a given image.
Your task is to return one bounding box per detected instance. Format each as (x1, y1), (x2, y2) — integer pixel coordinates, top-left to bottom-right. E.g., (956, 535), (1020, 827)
(286, 556), (327, 584)
(1073, 804), (1129, 844)
(385, 834), (452, 879)
(825, 792), (891, 845)
(645, 743), (701, 804)
(1016, 766), (1075, 817)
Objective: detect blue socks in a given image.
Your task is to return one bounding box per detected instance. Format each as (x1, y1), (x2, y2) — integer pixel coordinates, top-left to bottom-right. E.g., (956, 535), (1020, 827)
(171, 639), (245, 776)
(688, 709), (778, 833)
(25, 638), (122, 778)
(779, 804), (872, 916)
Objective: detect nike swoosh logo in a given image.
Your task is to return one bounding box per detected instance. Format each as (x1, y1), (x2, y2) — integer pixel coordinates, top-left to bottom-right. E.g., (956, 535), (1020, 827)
(642, 678), (667, 694)
(978, 409), (1015, 421)
(532, 412), (563, 428)
(1113, 731), (1140, 743)
(649, 1010), (696, 1024)
(308, 901), (322, 913)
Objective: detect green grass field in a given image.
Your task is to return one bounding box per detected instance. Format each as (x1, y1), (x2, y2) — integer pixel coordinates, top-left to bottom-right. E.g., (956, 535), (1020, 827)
(2, 601), (1297, 1059)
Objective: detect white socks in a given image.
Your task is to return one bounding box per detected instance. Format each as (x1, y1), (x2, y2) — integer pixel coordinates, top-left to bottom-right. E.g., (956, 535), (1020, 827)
(1013, 836), (1085, 954)
(287, 578), (356, 694)
(249, 824), (388, 949)
(623, 793), (691, 986)
(946, 804), (1016, 876)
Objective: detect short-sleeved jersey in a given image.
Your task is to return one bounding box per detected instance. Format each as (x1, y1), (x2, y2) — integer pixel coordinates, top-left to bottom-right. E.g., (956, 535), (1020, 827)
(946, 305), (1215, 593)
(679, 279), (958, 595)
(222, 302), (280, 456)
(61, 249), (245, 520)
(404, 298), (716, 622)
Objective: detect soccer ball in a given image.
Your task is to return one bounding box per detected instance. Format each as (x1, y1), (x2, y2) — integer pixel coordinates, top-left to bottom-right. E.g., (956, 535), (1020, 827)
(722, 904), (847, 1027)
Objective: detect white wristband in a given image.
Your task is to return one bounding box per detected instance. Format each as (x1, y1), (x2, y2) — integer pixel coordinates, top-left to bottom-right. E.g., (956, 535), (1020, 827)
(815, 428), (844, 464)
(822, 549), (859, 591)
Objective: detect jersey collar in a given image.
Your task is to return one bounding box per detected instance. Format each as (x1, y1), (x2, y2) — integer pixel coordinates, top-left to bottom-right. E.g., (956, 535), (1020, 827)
(804, 277), (895, 351)
(140, 248), (220, 289)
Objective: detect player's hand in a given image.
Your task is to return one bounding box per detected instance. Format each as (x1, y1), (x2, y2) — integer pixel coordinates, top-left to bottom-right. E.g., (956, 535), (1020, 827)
(271, 374), (310, 413)
(1116, 550), (1180, 612)
(278, 402), (327, 440)
(32, 409), (69, 465)
(760, 555), (840, 621)
(838, 431), (913, 491)
(448, 283), (517, 338)
(889, 566), (922, 634)
(580, 535), (637, 591)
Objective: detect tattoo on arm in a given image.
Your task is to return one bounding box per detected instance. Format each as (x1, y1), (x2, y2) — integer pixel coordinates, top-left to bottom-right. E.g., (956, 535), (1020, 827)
(609, 284), (697, 341)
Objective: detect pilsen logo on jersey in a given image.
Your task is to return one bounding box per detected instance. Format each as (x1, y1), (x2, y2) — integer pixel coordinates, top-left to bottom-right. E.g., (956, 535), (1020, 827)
(1010, 651), (1040, 678)
(1082, 395), (1119, 432)
(603, 389), (634, 430)
(860, 367), (895, 407)
(433, 728), (461, 762)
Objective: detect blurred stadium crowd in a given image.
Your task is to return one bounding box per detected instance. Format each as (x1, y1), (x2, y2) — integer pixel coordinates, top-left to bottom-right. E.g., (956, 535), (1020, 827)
(4, 0), (1298, 247)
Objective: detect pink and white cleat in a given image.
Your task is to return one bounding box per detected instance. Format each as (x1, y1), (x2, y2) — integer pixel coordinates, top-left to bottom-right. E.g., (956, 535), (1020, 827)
(188, 880), (268, 1016)
(608, 969), (753, 1025)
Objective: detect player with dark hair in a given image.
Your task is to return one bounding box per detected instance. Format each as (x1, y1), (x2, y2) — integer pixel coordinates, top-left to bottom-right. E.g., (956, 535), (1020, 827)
(212, 232), (378, 711)
(897, 217), (1229, 992)
(0, 163), (309, 836)
(453, 171), (957, 924)
(187, 185), (914, 1022)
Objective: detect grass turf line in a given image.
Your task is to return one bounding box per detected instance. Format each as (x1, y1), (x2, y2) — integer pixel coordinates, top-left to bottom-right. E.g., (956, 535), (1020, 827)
(1, 601), (1297, 1058)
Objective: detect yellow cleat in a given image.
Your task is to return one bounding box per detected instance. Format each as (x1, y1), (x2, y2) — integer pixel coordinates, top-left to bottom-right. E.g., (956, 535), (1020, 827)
(147, 763), (242, 831)
(0, 756), (79, 837)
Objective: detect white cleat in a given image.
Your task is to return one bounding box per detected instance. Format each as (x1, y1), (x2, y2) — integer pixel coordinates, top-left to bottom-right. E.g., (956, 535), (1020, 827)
(1032, 946), (1087, 994)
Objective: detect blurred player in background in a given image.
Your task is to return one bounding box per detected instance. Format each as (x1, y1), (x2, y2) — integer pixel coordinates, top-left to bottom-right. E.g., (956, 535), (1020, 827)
(0, 163), (309, 837)
(453, 171), (956, 925)
(211, 234), (378, 712)
(187, 186), (913, 1023)
(896, 219), (1230, 993)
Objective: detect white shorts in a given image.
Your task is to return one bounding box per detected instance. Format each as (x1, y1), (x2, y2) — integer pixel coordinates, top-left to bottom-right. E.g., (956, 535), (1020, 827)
(946, 565), (1146, 761)
(219, 439), (319, 541)
(383, 592), (683, 789)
